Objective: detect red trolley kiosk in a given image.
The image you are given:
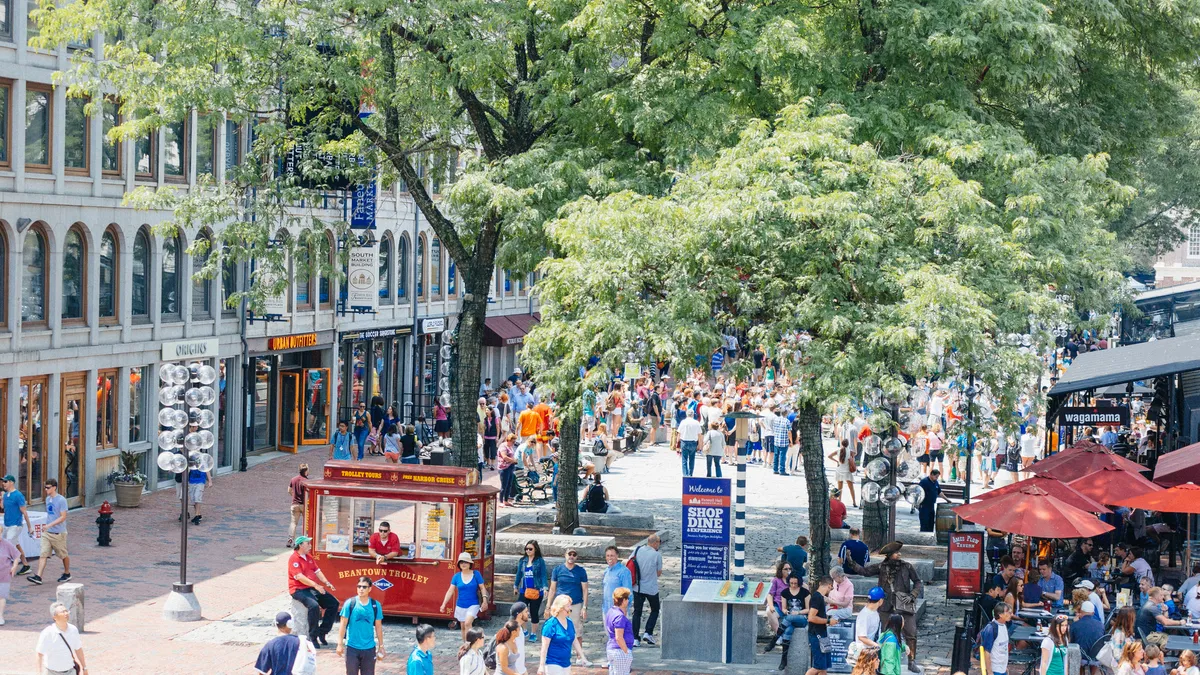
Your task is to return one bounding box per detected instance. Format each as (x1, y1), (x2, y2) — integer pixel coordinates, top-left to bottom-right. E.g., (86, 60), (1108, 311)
(303, 461), (499, 621)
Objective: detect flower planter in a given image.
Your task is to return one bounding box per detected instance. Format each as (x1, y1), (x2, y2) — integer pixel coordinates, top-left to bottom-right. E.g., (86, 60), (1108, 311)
(113, 481), (145, 508)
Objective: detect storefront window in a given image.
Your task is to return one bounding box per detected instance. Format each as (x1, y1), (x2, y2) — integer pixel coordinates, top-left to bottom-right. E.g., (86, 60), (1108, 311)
(129, 366), (146, 443)
(20, 377), (47, 503)
(253, 357), (275, 450)
(317, 495), (449, 560)
(352, 342), (366, 408)
(218, 359), (234, 468)
(303, 369), (329, 442)
(60, 375), (84, 502)
(372, 342), (385, 403)
(96, 369), (118, 448)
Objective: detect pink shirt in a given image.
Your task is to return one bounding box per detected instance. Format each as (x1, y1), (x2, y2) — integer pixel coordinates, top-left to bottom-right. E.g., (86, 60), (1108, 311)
(828, 577), (854, 609)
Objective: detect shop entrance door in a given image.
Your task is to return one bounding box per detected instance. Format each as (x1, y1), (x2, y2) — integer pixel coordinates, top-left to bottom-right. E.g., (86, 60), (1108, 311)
(280, 371), (301, 452)
(302, 368), (330, 445)
(59, 373), (86, 507)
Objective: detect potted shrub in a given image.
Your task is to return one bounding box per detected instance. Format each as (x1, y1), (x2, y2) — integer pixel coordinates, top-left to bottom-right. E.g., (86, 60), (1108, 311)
(107, 450), (147, 508)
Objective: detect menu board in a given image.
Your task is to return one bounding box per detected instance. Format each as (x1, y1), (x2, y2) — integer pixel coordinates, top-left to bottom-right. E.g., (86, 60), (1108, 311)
(826, 619), (857, 673)
(419, 503), (451, 559)
(463, 503), (481, 558)
(484, 502), (495, 557)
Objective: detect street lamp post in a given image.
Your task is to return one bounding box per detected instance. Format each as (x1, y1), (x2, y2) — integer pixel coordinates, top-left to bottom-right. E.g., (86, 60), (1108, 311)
(156, 361), (219, 622)
(964, 371), (977, 504)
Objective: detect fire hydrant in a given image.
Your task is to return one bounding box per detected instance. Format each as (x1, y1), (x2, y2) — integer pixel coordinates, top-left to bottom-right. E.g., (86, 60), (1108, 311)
(96, 501), (114, 546)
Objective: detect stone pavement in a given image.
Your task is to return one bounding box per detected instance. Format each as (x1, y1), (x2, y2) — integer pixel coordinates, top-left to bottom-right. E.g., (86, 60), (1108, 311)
(0, 437), (981, 674)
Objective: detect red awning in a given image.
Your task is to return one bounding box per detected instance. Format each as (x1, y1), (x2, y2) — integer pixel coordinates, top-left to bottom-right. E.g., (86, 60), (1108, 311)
(506, 313), (540, 335)
(483, 316), (526, 348)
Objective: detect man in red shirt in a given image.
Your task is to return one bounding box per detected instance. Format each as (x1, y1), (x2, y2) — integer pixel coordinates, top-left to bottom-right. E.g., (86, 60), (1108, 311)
(286, 464), (308, 548)
(288, 536), (339, 647)
(369, 522), (405, 565)
(829, 488), (849, 530)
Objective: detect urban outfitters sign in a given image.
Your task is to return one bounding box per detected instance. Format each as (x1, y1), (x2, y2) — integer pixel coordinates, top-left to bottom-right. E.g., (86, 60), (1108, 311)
(681, 477), (731, 593)
(347, 246), (378, 311)
(161, 338), (219, 360)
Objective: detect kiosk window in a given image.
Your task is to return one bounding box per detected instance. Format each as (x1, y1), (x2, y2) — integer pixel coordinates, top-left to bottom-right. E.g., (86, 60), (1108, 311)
(317, 495), (451, 560)
(418, 502), (454, 560)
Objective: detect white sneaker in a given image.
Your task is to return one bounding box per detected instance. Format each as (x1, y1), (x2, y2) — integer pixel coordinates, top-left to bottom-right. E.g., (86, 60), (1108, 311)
(641, 633), (657, 645)
(577, 657), (594, 667)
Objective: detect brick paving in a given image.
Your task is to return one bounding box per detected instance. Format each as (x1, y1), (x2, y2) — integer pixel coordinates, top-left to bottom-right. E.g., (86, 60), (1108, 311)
(0, 438), (972, 675)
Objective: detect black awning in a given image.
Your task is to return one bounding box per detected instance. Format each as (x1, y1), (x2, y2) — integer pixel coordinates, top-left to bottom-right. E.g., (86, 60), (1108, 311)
(1048, 332), (1200, 396)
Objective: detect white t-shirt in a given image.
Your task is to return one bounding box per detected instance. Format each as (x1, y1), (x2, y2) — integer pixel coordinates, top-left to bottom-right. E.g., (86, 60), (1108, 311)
(1186, 585), (1200, 619)
(515, 627), (527, 672)
(37, 623), (82, 672)
(1019, 432), (1039, 458)
(1088, 591), (1106, 624)
(855, 607), (881, 644)
(678, 418), (703, 443)
(988, 622), (1010, 674)
(761, 411), (776, 439)
(1130, 558), (1154, 585)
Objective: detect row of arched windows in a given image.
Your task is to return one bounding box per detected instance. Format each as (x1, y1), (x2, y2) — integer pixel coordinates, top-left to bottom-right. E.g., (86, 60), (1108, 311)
(376, 232), (460, 305)
(8, 223), (228, 328)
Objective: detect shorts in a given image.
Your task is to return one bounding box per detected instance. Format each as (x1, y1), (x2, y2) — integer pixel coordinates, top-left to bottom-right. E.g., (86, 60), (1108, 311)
(3, 524), (23, 544)
(583, 415), (596, 431)
(569, 602), (584, 633)
(454, 604), (480, 622)
(189, 483), (205, 504)
(434, 419), (452, 433)
(611, 407), (624, 418)
(543, 666), (571, 675)
(384, 451), (400, 462)
(809, 632), (831, 670)
(928, 452), (944, 462)
(41, 531), (68, 559)
(0, 581), (9, 599)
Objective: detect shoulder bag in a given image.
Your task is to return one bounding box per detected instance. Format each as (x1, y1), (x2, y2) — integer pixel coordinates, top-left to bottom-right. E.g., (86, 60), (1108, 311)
(58, 633), (81, 675)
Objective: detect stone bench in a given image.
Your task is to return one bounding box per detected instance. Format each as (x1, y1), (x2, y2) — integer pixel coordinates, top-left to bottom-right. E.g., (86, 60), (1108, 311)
(534, 511), (657, 530)
(757, 597), (927, 639)
(494, 531), (616, 559)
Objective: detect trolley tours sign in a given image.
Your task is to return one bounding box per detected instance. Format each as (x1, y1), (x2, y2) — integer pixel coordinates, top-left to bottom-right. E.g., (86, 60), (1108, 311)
(322, 462), (474, 487)
(681, 477), (731, 593)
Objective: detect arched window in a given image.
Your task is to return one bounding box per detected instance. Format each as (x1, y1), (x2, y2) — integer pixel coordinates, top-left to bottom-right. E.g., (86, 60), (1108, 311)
(161, 234), (181, 318)
(62, 226), (87, 322)
(417, 234), (426, 300)
(21, 226), (48, 323)
(448, 259), (457, 297)
(99, 228), (118, 320)
(379, 234), (393, 305)
(0, 230), (6, 327)
(222, 248), (238, 317)
(397, 235), (409, 301)
(504, 270), (514, 297)
(192, 231), (212, 319)
(319, 231), (333, 309)
(132, 228), (150, 318)
(431, 237), (442, 299)
(295, 240), (311, 310)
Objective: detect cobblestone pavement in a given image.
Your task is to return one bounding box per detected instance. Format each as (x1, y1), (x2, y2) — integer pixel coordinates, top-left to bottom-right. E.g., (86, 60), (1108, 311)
(0, 437), (980, 675)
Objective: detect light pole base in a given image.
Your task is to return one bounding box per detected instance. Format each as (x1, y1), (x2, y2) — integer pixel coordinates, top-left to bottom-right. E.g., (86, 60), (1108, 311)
(163, 582), (202, 622)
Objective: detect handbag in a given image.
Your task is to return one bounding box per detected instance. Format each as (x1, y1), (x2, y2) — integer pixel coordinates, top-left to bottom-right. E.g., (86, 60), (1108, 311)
(1095, 639), (1118, 670)
(818, 635), (833, 654)
(845, 639), (863, 667)
(893, 591), (917, 614)
(524, 587), (542, 600)
(58, 632), (81, 675)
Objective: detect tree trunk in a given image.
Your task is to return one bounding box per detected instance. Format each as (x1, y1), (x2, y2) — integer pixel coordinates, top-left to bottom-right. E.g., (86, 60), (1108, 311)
(449, 268), (492, 468)
(798, 404), (831, 582)
(555, 408), (581, 532)
(862, 495), (889, 551)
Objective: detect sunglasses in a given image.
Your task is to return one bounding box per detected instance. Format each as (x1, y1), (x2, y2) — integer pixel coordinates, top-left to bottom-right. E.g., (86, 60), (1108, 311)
(358, 584), (371, 589)
(567, 552), (578, 557)
(525, 547), (535, 551)
(380, 529), (390, 533)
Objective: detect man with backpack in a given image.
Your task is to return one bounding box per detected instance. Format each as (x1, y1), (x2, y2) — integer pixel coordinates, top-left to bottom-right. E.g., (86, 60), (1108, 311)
(337, 574), (385, 674)
(630, 534), (664, 646)
(976, 602), (1012, 675)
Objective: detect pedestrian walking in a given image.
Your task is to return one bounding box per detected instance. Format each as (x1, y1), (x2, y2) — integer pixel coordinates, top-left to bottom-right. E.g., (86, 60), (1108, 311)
(844, 541), (923, 674)
(186, 463), (212, 525)
(331, 421), (353, 461)
(803, 575), (839, 675)
(458, 627), (487, 675)
(353, 402), (371, 460)
(0, 533), (20, 624)
(606, 588), (635, 675)
(28, 479), (69, 586)
(495, 620), (525, 675)
(498, 434), (519, 506)
(287, 464), (308, 548)
(545, 548), (593, 667)
(2, 474), (32, 576)
(36, 602), (88, 675)
(515, 540), (549, 623)
(978, 602), (1013, 675)
(631, 534), (663, 646)
(540, 595), (578, 675)
(253, 611), (309, 675)
(337, 575), (385, 675)
(703, 421), (725, 478)
(879, 614), (907, 675)
(828, 439), (857, 506)
(677, 410), (702, 476)
(407, 624), (436, 675)
(916, 470), (950, 532)
(440, 552), (490, 640)
(288, 535), (339, 647)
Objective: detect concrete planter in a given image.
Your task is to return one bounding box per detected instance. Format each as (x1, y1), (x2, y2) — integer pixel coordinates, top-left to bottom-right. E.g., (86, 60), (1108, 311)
(113, 482), (145, 508)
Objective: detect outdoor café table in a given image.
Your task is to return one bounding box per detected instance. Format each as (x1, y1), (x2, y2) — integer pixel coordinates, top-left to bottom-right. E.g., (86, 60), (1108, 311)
(1152, 634), (1200, 653)
(1017, 608), (1069, 624)
(1010, 624), (1051, 643)
(1161, 618), (1200, 633)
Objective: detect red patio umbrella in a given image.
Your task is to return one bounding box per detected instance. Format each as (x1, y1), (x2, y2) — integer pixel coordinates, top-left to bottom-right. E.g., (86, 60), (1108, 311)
(1153, 442), (1200, 487)
(1032, 445), (1147, 483)
(1109, 482), (1200, 571)
(952, 486), (1115, 539)
(1066, 466), (1164, 506)
(974, 475), (1112, 514)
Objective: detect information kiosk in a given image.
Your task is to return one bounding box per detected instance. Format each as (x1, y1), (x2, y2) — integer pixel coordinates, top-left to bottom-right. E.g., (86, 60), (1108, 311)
(303, 461), (499, 621)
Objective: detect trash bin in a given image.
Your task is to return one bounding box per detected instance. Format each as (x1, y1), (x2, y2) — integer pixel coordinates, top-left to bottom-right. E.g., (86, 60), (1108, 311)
(936, 502), (957, 545)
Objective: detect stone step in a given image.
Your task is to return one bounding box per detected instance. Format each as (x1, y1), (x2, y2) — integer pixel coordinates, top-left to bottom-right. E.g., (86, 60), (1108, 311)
(830, 528), (938, 547)
(495, 531), (615, 559)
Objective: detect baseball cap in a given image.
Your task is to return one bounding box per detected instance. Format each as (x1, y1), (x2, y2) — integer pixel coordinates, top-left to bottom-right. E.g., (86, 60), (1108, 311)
(293, 535), (312, 549)
(1, 474), (14, 483)
(868, 586), (886, 602)
(1074, 579), (1095, 590)
(509, 602), (528, 618)
(275, 611), (292, 626)
(1080, 601), (1095, 615)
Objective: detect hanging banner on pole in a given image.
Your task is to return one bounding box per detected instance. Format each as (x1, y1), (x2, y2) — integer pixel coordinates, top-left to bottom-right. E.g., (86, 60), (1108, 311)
(681, 477), (731, 593)
(347, 245), (378, 311)
(350, 179), (377, 229)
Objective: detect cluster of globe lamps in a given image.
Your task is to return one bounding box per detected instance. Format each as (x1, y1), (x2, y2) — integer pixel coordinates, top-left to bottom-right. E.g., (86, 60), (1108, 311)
(156, 362), (218, 476)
